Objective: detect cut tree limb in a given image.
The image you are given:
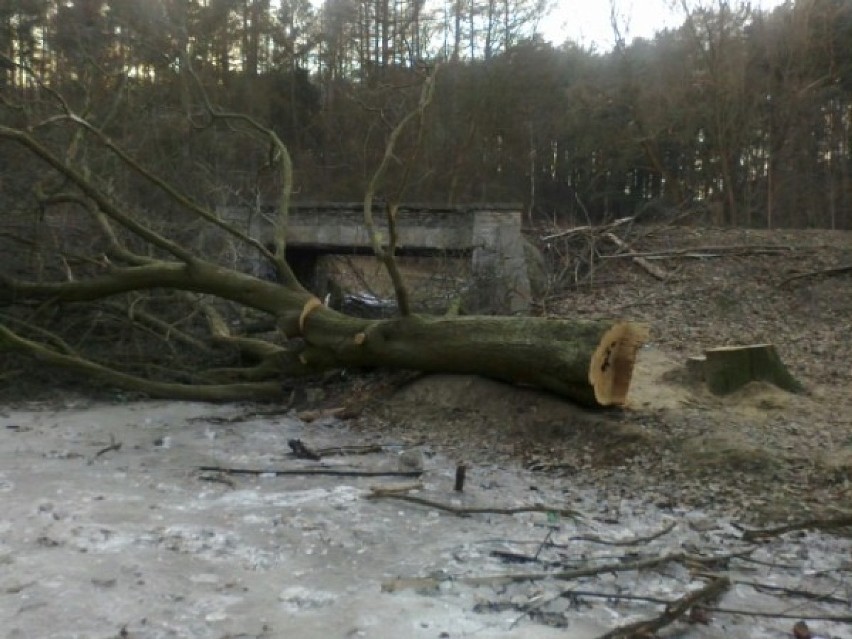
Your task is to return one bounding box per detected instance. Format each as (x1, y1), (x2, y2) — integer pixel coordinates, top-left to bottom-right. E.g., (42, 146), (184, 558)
(1, 271), (649, 405)
(602, 232), (670, 280)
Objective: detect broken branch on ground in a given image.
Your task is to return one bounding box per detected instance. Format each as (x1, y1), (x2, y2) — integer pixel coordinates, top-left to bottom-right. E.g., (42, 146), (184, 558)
(592, 576), (730, 639)
(197, 465), (422, 478)
(366, 490), (582, 519)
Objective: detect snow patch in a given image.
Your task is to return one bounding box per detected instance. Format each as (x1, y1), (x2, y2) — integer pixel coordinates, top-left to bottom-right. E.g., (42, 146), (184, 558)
(278, 585), (337, 611)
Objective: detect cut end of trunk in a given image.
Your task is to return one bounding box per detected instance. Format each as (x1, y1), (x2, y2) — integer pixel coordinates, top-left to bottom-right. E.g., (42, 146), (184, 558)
(589, 322), (650, 406)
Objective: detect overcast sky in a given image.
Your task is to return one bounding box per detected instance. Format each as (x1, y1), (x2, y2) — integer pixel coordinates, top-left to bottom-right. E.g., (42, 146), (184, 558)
(540, 0), (788, 50)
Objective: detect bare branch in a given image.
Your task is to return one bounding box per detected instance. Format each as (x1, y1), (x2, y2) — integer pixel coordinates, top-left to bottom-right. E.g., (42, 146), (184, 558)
(60, 112), (277, 269)
(105, 300), (212, 354)
(181, 56), (301, 289)
(0, 323), (281, 401)
(34, 190), (150, 266)
(363, 67), (440, 315)
(0, 126), (197, 263)
(367, 490), (583, 519)
(0, 260), (303, 322)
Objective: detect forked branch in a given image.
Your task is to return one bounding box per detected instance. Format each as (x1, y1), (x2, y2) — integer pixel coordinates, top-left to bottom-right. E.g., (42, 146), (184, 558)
(363, 67), (440, 316)
(182, 55), (301, 289)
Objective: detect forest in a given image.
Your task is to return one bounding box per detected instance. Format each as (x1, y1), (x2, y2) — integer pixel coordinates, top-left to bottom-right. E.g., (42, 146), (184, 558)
(2, 6), (851, 636)
(2, 0), (850, 229)
(1, 0), (851, 402)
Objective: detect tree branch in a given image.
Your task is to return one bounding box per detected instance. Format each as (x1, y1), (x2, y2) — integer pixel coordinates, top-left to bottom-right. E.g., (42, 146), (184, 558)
(0, 261), (309, 330)
(0, 126), (197, 263)
(0, 323), (281, 401)
(593, 576), (730, 639)
(363, 68), (440, 316)
(62, 112), (275, 265)
(182, 56), (301, 289)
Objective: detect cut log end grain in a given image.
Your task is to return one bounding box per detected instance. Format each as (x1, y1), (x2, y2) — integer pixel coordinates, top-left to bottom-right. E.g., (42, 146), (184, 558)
(590, 322), (650, 406)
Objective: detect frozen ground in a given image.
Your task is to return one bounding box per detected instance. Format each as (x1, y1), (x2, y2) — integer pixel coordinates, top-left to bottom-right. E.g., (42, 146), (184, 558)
(0, 400), (849, 639)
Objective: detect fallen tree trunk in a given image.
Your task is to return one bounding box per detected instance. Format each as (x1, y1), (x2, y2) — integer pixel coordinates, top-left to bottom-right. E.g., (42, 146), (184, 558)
(1, 262), (648, 406)
(1, 296), (648, 407)
(0, 69), (649, 408)
(300, 311), (649, 406)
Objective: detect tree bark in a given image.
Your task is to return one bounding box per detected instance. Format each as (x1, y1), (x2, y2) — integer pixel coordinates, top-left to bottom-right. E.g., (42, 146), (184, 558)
(1, 262), (648, 406)
(689, 344), (804, 395)
(300, 311), (649, 407)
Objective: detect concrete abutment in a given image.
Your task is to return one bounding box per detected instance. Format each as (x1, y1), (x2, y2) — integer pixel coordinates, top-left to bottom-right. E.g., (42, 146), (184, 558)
(220, 203), (531, 314)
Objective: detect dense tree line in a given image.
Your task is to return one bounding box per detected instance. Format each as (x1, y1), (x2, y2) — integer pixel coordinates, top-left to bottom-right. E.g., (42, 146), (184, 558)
(2, 0), (851, 228)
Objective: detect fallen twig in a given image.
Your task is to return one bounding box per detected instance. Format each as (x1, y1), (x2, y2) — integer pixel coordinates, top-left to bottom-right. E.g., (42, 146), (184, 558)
(734, 580), (849, 606)
(779, 264), (852, 287)
(197, 465), (422, 478)
(490, 550), (557, 565)
(490, 535), (569, 568)
(592, 576), (730, 639)
(367, 491), (582, 519)
(508, 588), (672, 629)
(368, 481), (424, 496)
(560, 590), (671, 605)
(540, 216), (634, 242)
(557, 581), (850, 612)
(733, 554), (802, 570)
(315, 444), (385, 456)
(706, 608), (852, 622)
(381, 549), (750, 593)
(570, 521), (677, 546)
(187, 408), (289, 424)
(740, 513), (852, 541)
(89, 435), (121, 464)
(197, 472), (236, 488)
(601, 244), (795, 260)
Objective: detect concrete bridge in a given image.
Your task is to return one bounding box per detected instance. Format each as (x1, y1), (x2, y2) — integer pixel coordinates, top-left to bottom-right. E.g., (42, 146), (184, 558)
(221, 203), (531, 314)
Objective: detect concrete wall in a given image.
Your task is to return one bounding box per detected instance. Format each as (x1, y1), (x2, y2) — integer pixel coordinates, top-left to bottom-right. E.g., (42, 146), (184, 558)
(468, 209), (530, 315)
(219, 203), (531, 314)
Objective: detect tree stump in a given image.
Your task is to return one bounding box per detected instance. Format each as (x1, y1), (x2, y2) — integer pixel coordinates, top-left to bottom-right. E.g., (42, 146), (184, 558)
(690, 344), (804, 395)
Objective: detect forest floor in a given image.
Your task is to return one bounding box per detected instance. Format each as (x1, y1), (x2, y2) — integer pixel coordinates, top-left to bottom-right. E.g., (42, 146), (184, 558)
(1, 227), (850, 638)
(357, 226), (852, 523)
